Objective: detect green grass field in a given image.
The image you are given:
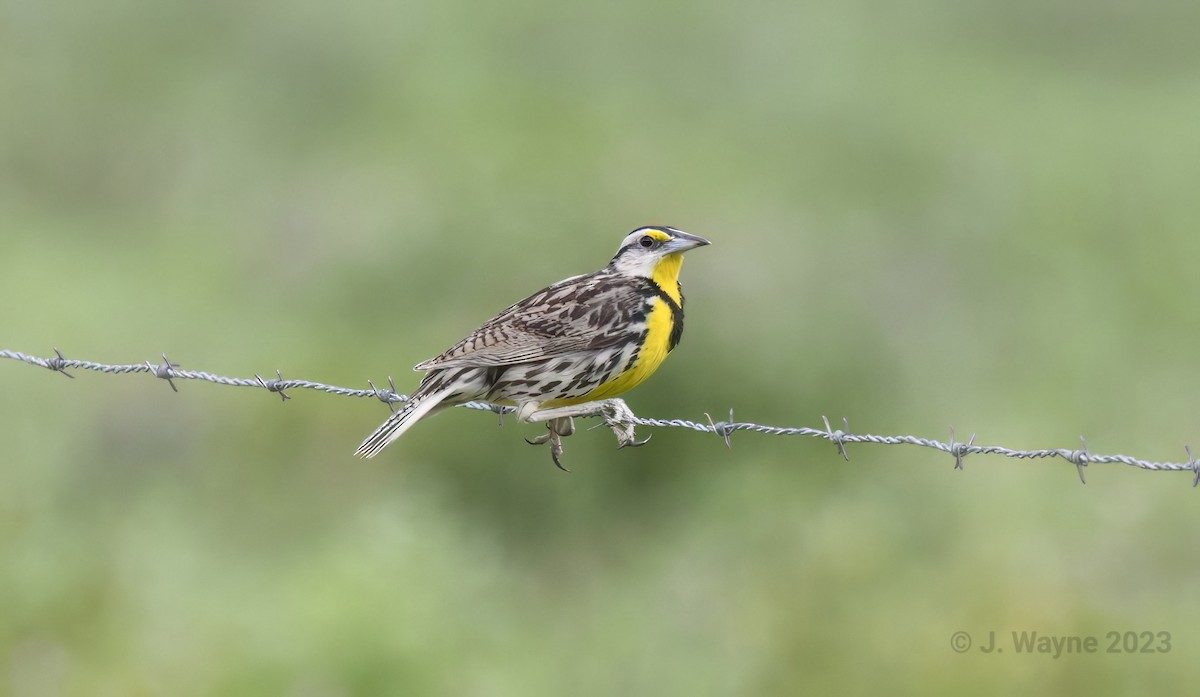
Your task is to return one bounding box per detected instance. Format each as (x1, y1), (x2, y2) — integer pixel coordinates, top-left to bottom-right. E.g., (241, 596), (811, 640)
(3, 0), (1199, 694)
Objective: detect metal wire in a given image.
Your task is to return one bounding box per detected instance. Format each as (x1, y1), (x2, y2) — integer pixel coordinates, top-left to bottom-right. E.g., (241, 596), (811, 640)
(3, 347), (1197, 486)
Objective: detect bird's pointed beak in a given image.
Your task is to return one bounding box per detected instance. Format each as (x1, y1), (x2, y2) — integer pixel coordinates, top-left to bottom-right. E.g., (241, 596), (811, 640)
(664, 229), (711, 253)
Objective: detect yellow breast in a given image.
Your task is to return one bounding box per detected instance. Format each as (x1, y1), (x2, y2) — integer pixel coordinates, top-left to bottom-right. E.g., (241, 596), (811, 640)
(580, 295), (675, 401)
(546, 252), (687, 406)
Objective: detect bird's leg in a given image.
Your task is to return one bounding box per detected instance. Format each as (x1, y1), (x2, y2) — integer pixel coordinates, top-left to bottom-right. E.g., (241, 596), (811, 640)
(524, 416), (575, 471)
(524, 398), (649, 465)
(596, 399), (651, 449)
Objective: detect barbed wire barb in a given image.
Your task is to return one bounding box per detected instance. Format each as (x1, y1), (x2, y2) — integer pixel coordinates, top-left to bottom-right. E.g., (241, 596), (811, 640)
(948, 427), (976, 471)
(366, 376), (403, 411)
(704, 409), (735, 449)
(1070, 435), (1091, 485)
(148, 353), (180, 392)
(46, 348), (74, 378)
(822, 415), (851, 462)
(255, 369), (291, 401)
(2, 347), (1198, 487)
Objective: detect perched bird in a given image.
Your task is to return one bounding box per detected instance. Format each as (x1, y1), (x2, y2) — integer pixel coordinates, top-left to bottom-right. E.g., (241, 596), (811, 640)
(355, 226), (710, 466)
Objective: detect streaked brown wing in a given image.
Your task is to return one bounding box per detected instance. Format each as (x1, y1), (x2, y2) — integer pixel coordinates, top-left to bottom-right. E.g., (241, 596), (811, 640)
(413, 271), (647, 370)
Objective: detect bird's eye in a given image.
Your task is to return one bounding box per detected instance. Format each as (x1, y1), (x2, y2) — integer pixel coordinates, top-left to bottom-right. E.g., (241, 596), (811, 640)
(639, 235), (655, 248)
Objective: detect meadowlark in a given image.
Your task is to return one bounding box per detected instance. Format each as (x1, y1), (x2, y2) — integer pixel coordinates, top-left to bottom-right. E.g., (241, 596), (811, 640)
(355, 225), (710, 466)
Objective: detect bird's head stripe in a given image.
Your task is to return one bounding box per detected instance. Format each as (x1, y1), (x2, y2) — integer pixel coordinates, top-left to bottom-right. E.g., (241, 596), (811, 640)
(611, 227), (677, 261)
(636, 228), (673, 242)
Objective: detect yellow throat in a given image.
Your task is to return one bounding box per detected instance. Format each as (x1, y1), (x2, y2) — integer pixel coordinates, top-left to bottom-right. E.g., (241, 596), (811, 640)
(651, 252), (685, 304)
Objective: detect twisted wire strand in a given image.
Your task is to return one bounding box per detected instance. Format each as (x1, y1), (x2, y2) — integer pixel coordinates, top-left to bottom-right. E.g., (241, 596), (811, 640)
(3, 348), (1197, 485)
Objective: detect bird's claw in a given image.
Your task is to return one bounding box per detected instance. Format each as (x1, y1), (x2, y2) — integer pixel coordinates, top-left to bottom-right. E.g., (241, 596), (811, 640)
(619, 433), (652, 448)
(526, 417), (575, 471)
(523, 399), (652, 468)
(597, 399), (648, 449)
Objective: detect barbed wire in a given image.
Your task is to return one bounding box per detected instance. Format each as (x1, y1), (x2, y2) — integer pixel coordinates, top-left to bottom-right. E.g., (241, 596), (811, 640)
(3, 347), (1198, 487)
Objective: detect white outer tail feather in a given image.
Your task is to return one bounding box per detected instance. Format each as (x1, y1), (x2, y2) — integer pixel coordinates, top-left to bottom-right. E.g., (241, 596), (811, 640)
(354, 386), (455, 458)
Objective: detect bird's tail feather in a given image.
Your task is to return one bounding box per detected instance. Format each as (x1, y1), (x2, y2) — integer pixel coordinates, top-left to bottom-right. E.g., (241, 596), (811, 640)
(354, 386), (454, 458)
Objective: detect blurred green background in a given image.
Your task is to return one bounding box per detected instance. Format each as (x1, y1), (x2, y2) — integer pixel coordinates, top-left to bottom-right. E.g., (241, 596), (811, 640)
(3, 0), (1200, 694)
